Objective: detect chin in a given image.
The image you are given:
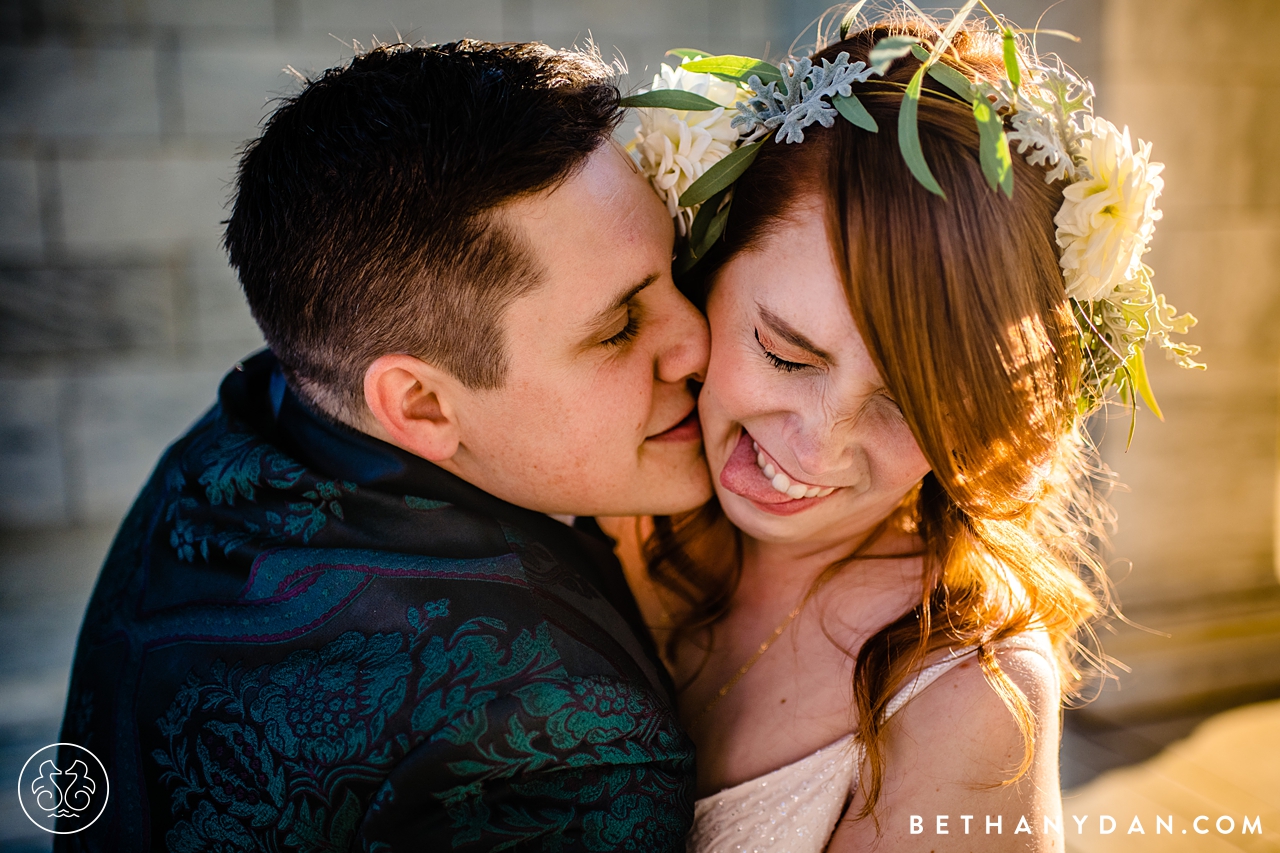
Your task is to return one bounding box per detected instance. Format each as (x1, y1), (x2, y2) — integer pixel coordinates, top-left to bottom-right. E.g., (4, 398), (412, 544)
(634, 471), (714, 516)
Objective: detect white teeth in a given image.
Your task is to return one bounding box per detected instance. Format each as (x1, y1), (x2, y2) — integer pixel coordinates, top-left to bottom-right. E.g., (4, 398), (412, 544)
(753, 439), (836, 499)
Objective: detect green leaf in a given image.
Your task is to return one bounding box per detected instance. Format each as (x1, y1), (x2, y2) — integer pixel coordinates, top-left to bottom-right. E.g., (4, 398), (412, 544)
(667, 48), (711, 61)
(619, 90), (723, 111)
(679, 139), (765, 207)
(688, 188), (727, 255)
(1128, 346), (1164, 421)
(833, 93), (878, 132)
(973, 96), (1014, 197)
(688, 188), (733, 259)
(869, 35), (920, 75)
(681, 55), (783, 86)
(910, 44), (976, 102)
(1003, 29), (1022, 89)
(898, 65), (945, 197)
(839, 0), (870, 39)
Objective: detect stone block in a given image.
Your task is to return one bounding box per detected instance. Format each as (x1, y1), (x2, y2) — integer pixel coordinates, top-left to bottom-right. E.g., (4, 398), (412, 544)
(150, 0), (275, 32)
(179, 43), (336, 138)
(524, 0), (708, 40)
(190, 259), (264, 353)
(0, 266), (177, 355)
(65, 364), (226, 524)
(0, 45), (161, 139)
(38, 0), (150, 35)
(0, 376), (68, 528)
(1137, 217), (1280, 389)
(1105, 82), (1280, 217)
(58, 153), (234, 256)
(1101, 391), (1278, 606)
(1106, 0), (1280, 77)
(0, 159), (41, 258)
(296, 0), (504, 45)
(1084, 589), (1280, 718)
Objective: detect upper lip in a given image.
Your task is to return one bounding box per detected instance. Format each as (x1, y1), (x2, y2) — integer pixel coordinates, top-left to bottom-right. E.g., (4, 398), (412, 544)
(648, 404), (697, 439)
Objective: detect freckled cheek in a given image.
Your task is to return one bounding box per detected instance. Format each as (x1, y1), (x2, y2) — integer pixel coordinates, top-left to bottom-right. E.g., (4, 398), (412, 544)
(704, 345), (777, 426)
(868, 420), (932, 487)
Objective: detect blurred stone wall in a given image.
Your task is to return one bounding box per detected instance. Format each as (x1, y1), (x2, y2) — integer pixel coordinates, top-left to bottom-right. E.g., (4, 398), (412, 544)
(0, 0), (800, 531)
(1086, 0), (1280, 721)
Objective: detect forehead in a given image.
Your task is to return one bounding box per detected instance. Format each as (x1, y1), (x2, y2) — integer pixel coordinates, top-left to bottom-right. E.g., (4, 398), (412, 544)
(712, 206), (855, 343)
(499, 143), (673, 296)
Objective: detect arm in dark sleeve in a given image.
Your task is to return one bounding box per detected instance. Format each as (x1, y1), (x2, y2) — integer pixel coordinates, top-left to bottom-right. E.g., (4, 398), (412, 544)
(356, 677), (694, 852)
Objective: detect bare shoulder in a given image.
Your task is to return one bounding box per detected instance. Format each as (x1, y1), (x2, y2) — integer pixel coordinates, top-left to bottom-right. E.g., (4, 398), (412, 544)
(827, 638), (1064, 852)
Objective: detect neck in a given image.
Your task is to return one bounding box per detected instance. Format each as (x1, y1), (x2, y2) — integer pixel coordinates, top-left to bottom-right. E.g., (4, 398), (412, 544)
(737, 516), (894, 600)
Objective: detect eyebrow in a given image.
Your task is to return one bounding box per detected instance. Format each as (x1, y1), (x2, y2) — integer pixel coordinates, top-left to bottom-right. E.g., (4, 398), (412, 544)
(757, 304), (835, 363)
(589, 273), (660, 328)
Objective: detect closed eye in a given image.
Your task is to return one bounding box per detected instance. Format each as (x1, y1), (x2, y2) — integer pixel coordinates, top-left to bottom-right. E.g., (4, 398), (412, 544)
(602, 310), (640, 347)
(756, 328), (811, 373)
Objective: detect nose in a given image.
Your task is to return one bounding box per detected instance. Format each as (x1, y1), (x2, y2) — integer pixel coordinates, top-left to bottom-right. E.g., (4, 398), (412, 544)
(654, 283), (710, 385)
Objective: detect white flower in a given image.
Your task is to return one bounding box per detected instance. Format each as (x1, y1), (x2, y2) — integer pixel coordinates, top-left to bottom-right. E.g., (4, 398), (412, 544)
(629, 62), (745, 234)
(1054, 116), (1164, 301)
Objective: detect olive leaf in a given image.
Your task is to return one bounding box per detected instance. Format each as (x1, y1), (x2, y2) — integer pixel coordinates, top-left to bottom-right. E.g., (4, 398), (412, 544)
(1002, 29), (1022, 89)
(868, 35), (920, 75)
(839, 0), (871, 39)
(679, 139), (766, 208)
(1128, 346), (1164, 421)
(619, 90), (723, 111)
(833, 93), (878, 132)
(688, 187), (732, 260)
(909, 44), (975, 102)
(681, 55), (784, 86)
(898, 64), (945, 197)
(973, 96), (1014, 197)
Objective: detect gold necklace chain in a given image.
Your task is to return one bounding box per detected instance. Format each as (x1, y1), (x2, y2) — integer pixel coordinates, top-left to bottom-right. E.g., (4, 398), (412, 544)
(690, 600), (806, 728)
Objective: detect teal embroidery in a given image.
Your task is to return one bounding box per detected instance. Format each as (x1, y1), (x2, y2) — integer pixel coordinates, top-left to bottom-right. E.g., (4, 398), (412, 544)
(405, 495), (450, 511)
(154, 600), (691, 851)
(165, 430), (358, 562)
(198, 432), (304, 506)
(250, 631), (411, 768)
(166, 800), (258, 853)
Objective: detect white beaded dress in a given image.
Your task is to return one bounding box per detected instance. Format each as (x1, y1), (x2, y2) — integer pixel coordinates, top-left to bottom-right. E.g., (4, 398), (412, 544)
(686, 635), (1049, 853)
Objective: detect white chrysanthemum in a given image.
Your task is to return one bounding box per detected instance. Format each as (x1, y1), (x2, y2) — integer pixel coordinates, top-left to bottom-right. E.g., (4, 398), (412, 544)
(630, 63), (744, 234)
(1054, 116), (1164, 301)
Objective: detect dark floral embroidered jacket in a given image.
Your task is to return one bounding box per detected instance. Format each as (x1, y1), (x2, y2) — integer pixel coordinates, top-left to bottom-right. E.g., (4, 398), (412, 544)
(58, 350), (694, 852)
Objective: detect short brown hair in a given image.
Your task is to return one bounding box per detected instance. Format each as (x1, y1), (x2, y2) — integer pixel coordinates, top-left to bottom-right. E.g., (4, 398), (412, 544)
(224, 40), (621, 419)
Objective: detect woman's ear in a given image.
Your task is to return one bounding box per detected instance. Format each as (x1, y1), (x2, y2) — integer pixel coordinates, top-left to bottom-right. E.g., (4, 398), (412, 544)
(363, 354), (462, 462)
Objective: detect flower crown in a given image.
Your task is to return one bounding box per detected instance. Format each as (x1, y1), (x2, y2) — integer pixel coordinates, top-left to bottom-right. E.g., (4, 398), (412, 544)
(624, 2), (1203, 433)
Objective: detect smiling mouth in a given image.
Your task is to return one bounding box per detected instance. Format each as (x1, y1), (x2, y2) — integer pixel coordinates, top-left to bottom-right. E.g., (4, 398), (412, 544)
(647, 406), (701, 443)
(752, 441), (835, 499)
(719, 429), (840, 514)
